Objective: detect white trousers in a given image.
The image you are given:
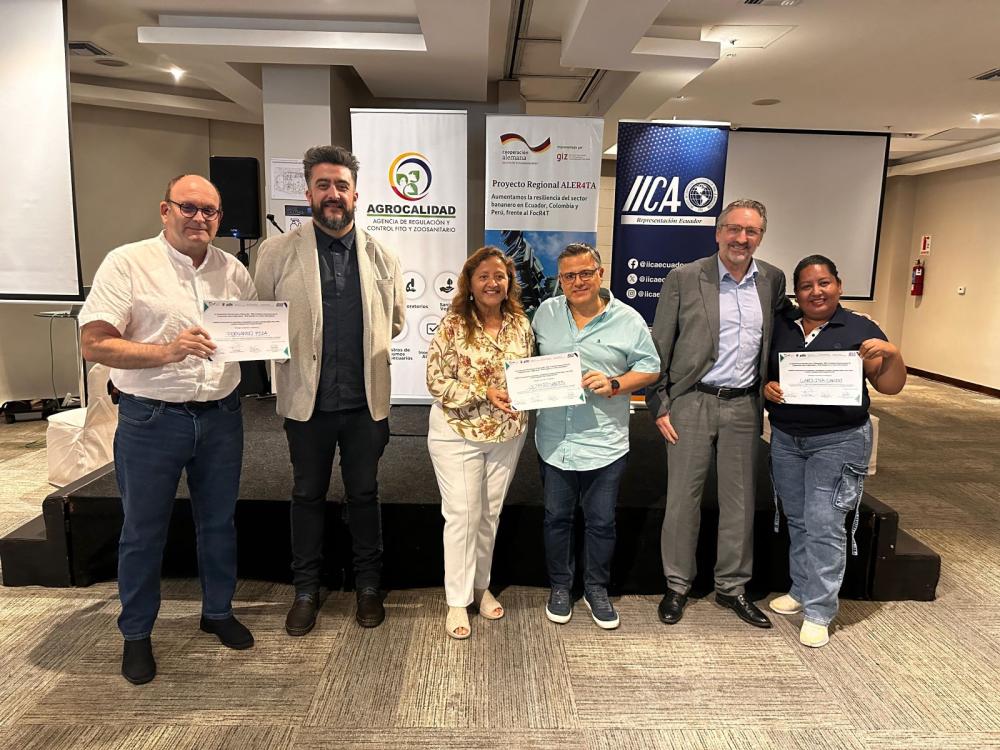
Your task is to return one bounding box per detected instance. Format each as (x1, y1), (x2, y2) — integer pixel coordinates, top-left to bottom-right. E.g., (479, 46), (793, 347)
(427, 403), (526, 607)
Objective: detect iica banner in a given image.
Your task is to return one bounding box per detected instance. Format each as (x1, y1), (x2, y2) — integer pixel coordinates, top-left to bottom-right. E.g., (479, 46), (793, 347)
(610, 122), (729, 325)
(351, 109), (468, 403)
(484, 115), (604, 314)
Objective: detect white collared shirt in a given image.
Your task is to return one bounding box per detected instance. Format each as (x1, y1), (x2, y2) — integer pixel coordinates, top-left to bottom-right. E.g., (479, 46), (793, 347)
(79, 232), (257, 401)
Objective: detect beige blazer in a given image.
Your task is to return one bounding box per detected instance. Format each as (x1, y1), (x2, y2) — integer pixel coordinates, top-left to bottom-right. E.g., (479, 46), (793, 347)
(645, 253), (790, 418)
(254, 222), (406, 422)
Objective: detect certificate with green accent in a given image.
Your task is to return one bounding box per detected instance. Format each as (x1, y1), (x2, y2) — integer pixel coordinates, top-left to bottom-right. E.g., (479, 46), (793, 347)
(202, 300), (290, 363)
(779, 350), (863, 406)
(504, 352), (585, 411)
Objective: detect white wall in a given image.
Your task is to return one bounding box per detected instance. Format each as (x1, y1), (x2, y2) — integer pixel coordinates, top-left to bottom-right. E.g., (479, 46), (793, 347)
(0, 105), (263, 404)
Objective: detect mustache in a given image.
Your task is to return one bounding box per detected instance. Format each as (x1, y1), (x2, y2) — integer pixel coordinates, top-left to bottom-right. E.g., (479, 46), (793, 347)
(322, 199), (345, 209)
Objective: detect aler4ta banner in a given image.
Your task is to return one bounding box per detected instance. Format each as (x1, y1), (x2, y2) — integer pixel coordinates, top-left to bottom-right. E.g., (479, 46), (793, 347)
(484, 115), (603, 315)
(351, 108), (468, 403)
(610, 122), (729, 325)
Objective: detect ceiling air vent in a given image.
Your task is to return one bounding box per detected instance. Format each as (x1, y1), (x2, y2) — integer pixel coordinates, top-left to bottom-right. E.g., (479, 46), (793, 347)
(744, 0), (802, 5)
(68, 41), (111, 57)
(973, 68), (1000, 81)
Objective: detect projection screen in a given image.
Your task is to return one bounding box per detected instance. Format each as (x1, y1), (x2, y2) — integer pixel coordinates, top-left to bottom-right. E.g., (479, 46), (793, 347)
(0, 0), (82, 300)
(722, 129), (889, 299)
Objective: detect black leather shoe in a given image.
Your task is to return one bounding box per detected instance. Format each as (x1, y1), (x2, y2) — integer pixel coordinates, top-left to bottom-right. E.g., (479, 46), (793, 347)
(121, 638), (156, 685)
(200, 615), (255, 649)
(285, 593), (319, 636)
(657, 590), (688, 625)
(716, 592), (773, 629)
(356, 587), (385, 628)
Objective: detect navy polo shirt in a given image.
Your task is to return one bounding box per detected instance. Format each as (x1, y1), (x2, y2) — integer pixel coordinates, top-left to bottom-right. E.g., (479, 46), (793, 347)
(314, 224), (366, 412)
(766, 305), (887, 437)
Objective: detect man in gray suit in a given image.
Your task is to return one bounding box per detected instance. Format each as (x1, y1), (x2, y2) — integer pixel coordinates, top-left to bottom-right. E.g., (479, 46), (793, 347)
(255, 145), (405, 635)
(647, 198), (789, 628)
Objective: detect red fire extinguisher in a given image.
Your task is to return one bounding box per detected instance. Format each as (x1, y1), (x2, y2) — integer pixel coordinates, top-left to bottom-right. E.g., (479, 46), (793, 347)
(911, 258), (924, 296)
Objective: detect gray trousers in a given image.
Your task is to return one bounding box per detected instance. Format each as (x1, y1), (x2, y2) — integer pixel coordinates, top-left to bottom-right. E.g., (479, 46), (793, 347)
(661, 390), (759, 596)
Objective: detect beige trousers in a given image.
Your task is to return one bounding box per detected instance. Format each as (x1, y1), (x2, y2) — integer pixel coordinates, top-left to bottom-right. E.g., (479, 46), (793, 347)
(427, 404), (526, 607)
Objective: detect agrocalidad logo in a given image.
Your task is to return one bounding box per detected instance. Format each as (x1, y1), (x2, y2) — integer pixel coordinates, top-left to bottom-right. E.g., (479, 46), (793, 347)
(389, 151), (433, 201)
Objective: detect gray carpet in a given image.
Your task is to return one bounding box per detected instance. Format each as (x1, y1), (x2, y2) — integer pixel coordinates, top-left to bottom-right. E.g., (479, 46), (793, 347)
(1, 376), (999, 750)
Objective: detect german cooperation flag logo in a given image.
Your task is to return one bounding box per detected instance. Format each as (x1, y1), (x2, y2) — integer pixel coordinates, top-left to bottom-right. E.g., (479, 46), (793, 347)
(499, 133), (552, 152)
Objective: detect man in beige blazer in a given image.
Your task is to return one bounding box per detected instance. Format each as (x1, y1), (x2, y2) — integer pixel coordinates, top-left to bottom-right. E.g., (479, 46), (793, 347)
(255, 145), (405, 635)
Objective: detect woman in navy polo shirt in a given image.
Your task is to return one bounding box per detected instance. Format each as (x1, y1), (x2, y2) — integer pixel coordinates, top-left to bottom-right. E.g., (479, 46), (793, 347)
(763, 254), (906, 648)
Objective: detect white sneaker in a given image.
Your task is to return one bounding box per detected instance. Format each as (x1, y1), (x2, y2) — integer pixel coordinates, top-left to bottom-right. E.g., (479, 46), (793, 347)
(769, 594), (803, 615)
(800, 621), (829, 648)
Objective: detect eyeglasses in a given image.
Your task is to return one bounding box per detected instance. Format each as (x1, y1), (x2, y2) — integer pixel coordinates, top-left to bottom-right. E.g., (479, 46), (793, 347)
(167, 200), (222, 220)
(559, 268), (600, 283)
(721, 223), (763, 239)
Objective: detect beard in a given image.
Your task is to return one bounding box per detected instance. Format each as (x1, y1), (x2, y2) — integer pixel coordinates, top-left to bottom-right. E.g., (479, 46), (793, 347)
(313, 198), (354, 232)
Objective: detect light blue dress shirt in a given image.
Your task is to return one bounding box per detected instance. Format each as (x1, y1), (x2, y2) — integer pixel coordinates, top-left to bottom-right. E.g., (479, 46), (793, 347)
(532, 289), (661, 471)
(702, 257), (763, 388)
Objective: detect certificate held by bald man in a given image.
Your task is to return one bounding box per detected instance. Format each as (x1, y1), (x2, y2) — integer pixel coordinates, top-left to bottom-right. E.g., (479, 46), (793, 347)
(203, 300), (290, 362)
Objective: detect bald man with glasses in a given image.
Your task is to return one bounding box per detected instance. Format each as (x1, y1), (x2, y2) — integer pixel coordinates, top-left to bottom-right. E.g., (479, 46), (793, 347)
(81, 174), (258, 685)
(647, 199), (791, 630)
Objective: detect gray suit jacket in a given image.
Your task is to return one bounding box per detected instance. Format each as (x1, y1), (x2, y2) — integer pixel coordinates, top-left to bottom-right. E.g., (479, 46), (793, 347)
(254, 222), (405, 422)
(646, 253), (789, 418)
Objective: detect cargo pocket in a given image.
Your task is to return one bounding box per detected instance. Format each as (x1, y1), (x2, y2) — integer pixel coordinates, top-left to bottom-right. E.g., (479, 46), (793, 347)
(833, 462), (868, 555)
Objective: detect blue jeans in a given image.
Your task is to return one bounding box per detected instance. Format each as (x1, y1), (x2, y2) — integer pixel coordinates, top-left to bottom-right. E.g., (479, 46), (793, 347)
(114, 390), (244, 640)
(770, 421), (872, 626)
(540, 455), (627, 591)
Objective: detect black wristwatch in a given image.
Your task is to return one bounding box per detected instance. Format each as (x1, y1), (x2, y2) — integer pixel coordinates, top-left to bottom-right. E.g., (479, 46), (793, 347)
(610, 378), (621, 397)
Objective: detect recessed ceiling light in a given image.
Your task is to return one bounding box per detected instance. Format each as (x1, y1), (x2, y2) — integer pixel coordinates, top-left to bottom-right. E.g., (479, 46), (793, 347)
(972, 113), (987, 123)
(169, 66), (185, 82)
(752, 98), (781, 106)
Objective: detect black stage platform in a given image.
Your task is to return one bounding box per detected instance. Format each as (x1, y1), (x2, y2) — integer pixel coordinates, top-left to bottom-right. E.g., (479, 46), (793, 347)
(1, 399), (940, 601)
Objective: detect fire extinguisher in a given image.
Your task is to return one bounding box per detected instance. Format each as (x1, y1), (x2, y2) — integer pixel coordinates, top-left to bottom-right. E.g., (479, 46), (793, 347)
(911, 258), (924, 296)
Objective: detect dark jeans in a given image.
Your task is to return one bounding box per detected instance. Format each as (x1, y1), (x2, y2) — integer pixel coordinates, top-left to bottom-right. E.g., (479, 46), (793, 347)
(114, 390), (244, 640)
(540, 455), (628, 591)
(284, 406), (390, 593)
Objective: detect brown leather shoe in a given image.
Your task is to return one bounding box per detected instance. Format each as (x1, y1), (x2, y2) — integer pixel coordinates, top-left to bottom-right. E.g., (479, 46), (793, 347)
(356, 587), (385, 628)
(285, 593), (319, 636)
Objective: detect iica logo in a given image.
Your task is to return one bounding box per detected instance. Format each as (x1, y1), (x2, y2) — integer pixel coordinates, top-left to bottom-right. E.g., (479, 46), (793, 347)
(499, 133), (551, 153)
(621, 176), (719, 214)
(389, 152), (432, 201)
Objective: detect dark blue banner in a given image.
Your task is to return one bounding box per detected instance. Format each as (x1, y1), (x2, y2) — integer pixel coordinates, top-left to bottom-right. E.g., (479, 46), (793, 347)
(610, 123), (729, 324)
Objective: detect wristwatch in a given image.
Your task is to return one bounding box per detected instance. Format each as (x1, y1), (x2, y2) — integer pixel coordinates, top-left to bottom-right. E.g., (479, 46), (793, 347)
(610, 378), (621, 397)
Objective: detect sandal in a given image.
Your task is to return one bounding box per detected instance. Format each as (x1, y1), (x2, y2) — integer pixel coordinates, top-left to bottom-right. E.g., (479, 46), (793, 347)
(446, 606), (471, 639)
(474, 588), (504, 620)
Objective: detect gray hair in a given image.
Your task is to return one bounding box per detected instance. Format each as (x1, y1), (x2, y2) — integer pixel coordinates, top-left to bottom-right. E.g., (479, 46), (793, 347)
(303, 145), (360, 186)
(717, 198), (767, 233)
(557, 242), (602, 267)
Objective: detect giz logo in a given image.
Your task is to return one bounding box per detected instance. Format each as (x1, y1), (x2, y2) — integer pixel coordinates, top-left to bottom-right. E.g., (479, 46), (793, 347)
(621, 175), (718, 214)
(389, 152), (432, 201)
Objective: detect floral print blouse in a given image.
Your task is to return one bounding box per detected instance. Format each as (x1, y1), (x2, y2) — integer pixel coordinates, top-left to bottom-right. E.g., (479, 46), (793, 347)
(426, 310), (534, 442)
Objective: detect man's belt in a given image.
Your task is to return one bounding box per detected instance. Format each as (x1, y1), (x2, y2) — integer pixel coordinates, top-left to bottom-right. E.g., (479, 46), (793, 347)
(123, 392), (229, 411)
(693, 381), (759, 399)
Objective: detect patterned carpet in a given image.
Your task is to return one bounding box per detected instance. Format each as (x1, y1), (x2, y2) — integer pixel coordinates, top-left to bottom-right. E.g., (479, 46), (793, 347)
(1, 376), (998, 750)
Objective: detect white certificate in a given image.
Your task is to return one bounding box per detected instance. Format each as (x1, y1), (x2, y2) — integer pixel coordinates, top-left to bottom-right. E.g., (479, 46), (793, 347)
(504, 352), (586, 411)
(202, 300), (290, 362)
(779, 350), (863, 406)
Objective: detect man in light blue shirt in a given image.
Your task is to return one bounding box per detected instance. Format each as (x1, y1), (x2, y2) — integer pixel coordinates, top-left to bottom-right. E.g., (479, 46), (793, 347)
(532, 243), (660, 629)
(647, 199), (791, 630)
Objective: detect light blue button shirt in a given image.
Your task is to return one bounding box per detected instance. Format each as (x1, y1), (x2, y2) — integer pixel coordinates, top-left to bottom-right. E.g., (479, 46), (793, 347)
(702, 257), (763, 388)
(532, 289), (661, 471)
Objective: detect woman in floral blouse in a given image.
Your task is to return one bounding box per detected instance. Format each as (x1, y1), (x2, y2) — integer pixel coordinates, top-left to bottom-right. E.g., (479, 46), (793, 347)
(426, 246), (534, 639)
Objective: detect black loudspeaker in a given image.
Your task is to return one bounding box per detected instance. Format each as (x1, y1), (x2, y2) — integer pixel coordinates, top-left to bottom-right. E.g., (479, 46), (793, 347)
(210, 156), (261, 240)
